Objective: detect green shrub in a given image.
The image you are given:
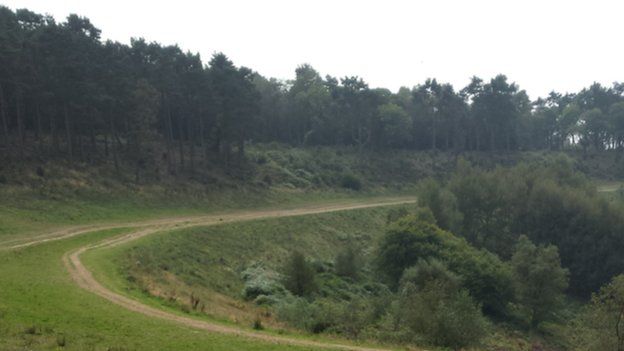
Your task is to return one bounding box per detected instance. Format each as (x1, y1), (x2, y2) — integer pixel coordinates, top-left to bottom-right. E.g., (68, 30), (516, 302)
(393, 277), (489, 349)
(240, 264), (286, 300)
(334, 246), (361, 280)
(376, 215), (513, 316)
(253, 318), (264, 330)
(283, 251), (317, 297)
(340, 173), (362, 191)
(276, 298), (326, 333)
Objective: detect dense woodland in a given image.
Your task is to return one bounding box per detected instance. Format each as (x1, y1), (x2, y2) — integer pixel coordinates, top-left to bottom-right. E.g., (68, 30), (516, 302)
(1, 7), (624, 178)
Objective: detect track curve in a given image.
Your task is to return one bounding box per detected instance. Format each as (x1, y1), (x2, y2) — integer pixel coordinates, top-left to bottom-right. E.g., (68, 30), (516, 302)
(56, 198), (416, 351)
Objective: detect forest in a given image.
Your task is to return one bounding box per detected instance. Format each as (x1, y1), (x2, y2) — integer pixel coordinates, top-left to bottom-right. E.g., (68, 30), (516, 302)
(2, 5), (624, 351)
(1, 6), (624, 178)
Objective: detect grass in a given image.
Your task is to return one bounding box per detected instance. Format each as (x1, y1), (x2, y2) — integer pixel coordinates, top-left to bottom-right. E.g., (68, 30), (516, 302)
(85, 206), (402, 317)
(78, 205), (415, 350)
(0, 214), (405, 351)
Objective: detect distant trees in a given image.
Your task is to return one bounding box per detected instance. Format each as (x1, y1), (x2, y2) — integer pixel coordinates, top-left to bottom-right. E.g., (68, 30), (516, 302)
(1, 6), (624, 176)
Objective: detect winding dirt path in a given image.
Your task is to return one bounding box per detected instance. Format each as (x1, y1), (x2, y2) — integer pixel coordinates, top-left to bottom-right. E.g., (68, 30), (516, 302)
(43, 198), (415, 351)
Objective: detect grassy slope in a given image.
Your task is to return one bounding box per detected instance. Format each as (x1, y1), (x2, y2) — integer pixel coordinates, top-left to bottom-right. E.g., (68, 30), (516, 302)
(81, 205), (564, 351)
(88, 207), (399, 322)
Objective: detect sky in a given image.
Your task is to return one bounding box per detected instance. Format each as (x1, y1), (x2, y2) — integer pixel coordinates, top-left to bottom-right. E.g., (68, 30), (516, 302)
(4, 0), (624, 99)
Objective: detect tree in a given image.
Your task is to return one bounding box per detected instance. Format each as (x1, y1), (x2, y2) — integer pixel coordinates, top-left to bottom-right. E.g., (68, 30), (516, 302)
(390, 259), (488, 349)
(128, 79), (159, 182)
(511, 235), (569, 328)
(376, 215), (513, 315)
(376, 103), (411, 148)
(417, 178), (463, 233)
(283, 251), (317, 297)
(609, 102), (624, 149)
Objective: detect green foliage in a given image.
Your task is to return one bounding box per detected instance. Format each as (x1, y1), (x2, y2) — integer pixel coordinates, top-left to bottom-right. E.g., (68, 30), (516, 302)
(576, 274), (624, 351)
(376, 215), (513, 315)
(387, 261), (489, 349)
(417, 178), (463, 232)
(441, 159), (624, 297)
(376, 103), (412, 148)
(399, 258), (461, 291)
(511, 235), (569, 328)
(334, 246), (361, 280)
(240, 264), (287, 302)
(283, 251), (318, 297)
(340, 173), (362, 191)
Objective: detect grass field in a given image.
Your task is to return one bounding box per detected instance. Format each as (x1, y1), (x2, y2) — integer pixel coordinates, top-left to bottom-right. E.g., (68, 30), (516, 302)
(0, 228), (337, 350)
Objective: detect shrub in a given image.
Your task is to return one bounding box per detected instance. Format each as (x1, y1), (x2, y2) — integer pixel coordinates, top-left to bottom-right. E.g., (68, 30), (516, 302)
(334, 246), (361, 280)
(56, 335), (66, 347)
(283, 251), (317, 297)
(253, 318), (264, 330)
(241, 264), (286, 300)
(276, 298), (325, 333)
(340, 173), (362, 191)
(394, 278), (489, 349)
(376, 215), (513, 316)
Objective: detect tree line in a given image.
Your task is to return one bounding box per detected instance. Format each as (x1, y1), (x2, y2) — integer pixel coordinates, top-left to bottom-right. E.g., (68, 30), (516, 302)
(1, 7), (624, 177)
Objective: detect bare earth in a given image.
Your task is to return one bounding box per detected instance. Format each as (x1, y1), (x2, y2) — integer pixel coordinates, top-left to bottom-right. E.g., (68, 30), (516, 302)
(11, 197), (417, 351)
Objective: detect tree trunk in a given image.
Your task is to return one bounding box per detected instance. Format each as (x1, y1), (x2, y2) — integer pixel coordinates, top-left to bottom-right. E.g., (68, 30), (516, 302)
(187, 116), (194, 172)
(164, 93), (174, 172)
(89, 122), (96, 162)
(237, 137), (244, 162)
(51, 109), (59, 152)
(178, 117), (185, 170)
(0, 82), (9, 148)
(15, 88), (24, 159)
(35, 102), (43, 147)
(109, 111), (119, 174)
(431, 120), (436, 150)
(64, 102), (73, 162)
(199, 115), (208, 162)
(104, 133), (109, 158)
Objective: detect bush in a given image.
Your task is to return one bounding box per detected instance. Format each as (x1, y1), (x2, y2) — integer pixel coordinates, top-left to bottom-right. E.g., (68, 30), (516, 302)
(340, 173), (362, 190)
(276, 298), (327, 333)
(240, 264), (286, 301)
(334, 246), (361, 280)
(253, 318), (264, 330)
(376, 215), (513, 316)
(283, 251), (317, 297)
(392, 276), (489, 349)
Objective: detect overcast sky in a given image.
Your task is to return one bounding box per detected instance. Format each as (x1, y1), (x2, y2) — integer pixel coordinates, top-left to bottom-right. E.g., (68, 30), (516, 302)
(4, 0), (623, 99)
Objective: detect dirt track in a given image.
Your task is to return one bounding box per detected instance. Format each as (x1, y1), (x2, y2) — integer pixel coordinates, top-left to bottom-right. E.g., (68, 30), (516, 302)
(29, 198), (415, 351)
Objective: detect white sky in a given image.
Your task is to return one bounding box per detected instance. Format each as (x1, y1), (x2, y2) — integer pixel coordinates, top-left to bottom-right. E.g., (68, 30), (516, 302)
(4, 0), (624, 99)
